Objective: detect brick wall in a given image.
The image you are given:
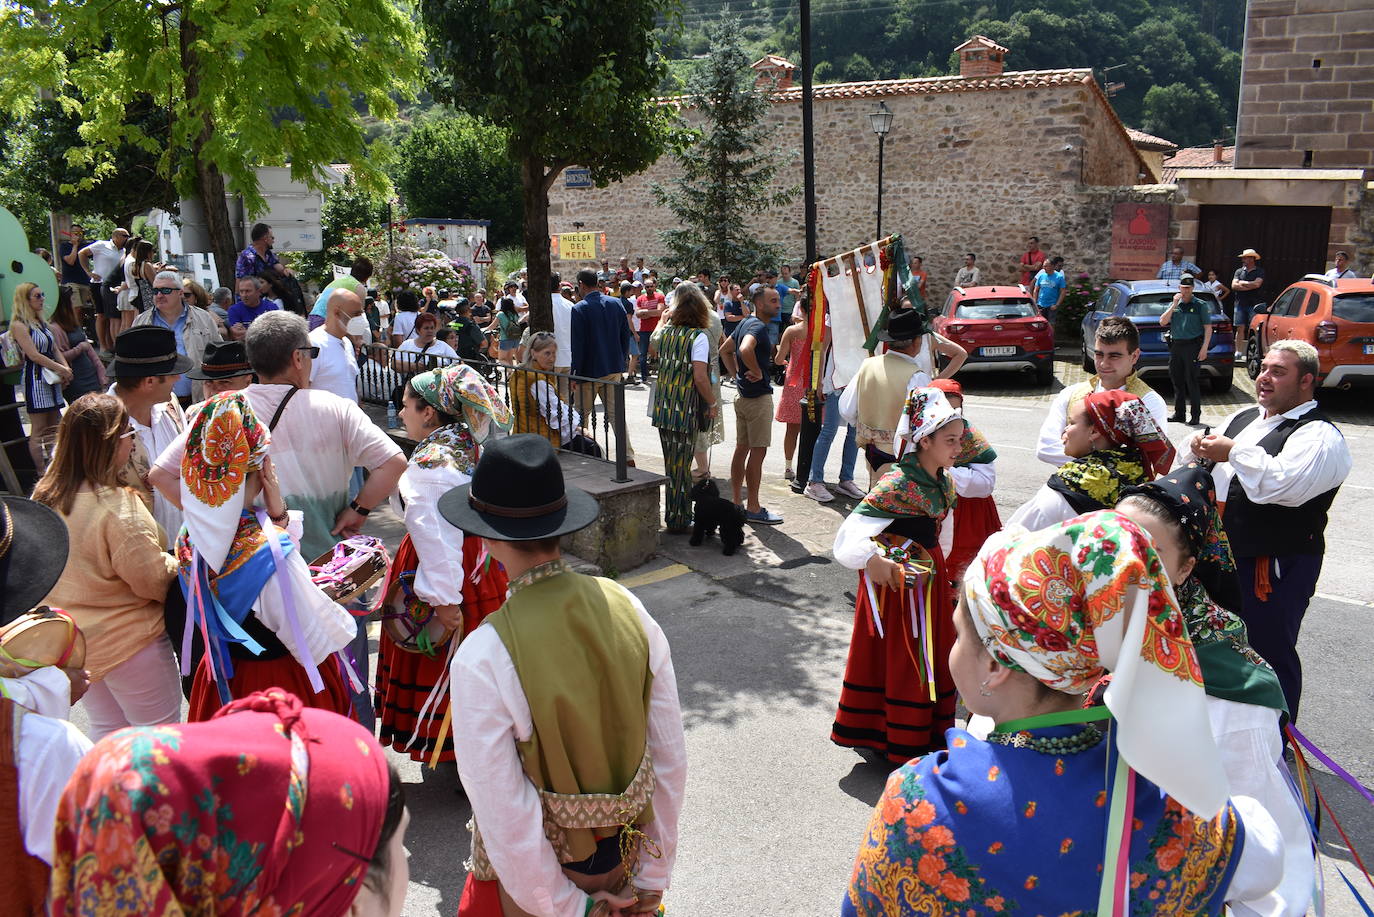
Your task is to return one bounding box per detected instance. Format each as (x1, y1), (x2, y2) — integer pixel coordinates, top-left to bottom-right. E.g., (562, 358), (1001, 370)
(1236, 0), (1374, 169)
(548, 76), (1143, 304)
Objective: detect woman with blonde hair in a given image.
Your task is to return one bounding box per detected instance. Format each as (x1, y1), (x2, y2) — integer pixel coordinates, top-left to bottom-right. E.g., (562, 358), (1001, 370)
(11, 282), (73, 469)
(32, 393), (183, 740)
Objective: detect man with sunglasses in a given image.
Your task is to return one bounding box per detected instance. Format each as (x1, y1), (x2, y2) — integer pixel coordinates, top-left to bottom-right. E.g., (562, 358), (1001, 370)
(131, 270), (222, 405)
(149, 311), (405, 728)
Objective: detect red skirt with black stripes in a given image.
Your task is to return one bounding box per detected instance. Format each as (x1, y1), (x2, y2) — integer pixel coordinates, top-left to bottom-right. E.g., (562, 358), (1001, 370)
(374, 534), (508, 762)
(830, 543), (956, 764)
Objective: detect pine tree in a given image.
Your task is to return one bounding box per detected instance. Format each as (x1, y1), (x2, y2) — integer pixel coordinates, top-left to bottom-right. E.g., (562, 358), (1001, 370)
(652, 15), (799, 279)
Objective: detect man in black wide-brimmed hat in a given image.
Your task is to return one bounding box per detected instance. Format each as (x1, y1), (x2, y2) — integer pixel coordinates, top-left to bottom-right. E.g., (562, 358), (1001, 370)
(839, 308), (966, 484)
(440, 434), (686, 917)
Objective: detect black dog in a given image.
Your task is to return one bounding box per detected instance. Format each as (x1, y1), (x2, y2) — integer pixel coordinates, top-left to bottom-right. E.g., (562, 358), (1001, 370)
(689, 478), (746, 555)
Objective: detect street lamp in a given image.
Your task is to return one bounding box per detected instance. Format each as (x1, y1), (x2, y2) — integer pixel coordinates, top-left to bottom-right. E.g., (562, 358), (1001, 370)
(869, 101), (893, 239)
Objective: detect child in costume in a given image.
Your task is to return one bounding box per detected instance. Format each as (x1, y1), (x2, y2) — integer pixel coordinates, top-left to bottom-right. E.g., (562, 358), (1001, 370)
(444, 434), (686, 917)
(927, 378), (999, 584)
(374, 363), (512, 766)
(174, 392), (359, 720)
(831, 387), (965, 763)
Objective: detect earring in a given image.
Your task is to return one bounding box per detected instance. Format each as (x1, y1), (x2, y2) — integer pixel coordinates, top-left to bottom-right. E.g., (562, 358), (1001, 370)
(979, 679), (992, 697)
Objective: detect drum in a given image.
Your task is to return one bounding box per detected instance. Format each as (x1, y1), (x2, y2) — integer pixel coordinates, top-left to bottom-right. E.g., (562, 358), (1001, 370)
(381, 571), (455, 656)
(309, 536), (391, 609)
(0, 606), (86, 677)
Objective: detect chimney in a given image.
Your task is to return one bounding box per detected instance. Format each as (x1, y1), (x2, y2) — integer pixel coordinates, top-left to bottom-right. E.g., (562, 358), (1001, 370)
(751, 55), (796, 91)
(955, 36), (1009, 79)
(1213, 142), (1225, 163)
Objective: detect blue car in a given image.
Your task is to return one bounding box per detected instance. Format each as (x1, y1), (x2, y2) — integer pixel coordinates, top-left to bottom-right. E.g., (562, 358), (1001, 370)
(1079, 280), (1236, 393)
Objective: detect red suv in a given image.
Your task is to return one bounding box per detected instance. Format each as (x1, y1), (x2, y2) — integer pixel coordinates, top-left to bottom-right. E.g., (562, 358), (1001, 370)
(934, 285), (1055, 385)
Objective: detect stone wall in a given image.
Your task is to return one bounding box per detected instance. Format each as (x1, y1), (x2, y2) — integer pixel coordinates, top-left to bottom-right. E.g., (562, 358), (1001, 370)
(1236, 0), (1374, 169)
(548, 75), (1145, 304)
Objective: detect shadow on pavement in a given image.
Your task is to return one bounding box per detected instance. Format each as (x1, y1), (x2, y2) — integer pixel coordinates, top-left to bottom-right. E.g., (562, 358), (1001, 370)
(837, 758), (894, 807)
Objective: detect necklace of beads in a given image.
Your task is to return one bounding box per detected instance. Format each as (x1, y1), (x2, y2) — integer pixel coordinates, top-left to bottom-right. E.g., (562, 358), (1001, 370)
(986, 723), (1104, 755)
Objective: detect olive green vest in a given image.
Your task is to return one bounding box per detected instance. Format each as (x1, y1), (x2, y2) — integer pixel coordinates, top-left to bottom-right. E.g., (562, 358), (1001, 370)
(487, 564), (655, 862)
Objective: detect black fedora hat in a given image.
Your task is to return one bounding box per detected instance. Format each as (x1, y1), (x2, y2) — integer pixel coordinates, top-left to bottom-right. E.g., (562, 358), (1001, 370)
(0, 496), (70, 625)
(186, 340), (254, 381)
(876, 307), (931, 342)
(438, 434), (599, 541)
(111, 326), (195, 378)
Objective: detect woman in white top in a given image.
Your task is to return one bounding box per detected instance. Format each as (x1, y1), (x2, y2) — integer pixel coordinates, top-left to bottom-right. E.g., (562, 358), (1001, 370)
(389, 291), (421, 346)
(376, 362), (512, 764)
(395, 312), (459, 372)
(510, 332), (590, 448)
(1116, 468), (1312, 917)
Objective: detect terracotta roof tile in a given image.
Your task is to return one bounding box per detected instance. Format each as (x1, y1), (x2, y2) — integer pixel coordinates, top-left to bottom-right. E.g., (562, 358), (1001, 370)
(1125, 127), (1179, 152)
(954, 35), (1010, 54)
(1161, 145), (1235, 182)
(763, 67), (1094, 102)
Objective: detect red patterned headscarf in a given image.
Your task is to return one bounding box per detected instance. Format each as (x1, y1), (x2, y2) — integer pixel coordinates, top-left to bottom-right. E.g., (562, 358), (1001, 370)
(51, 689), (391, 917)
(1082, 390), (1175, 476)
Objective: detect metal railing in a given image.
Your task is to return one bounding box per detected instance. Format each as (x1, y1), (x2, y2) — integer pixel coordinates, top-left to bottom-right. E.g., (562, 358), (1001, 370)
(357, 344), (632, 482)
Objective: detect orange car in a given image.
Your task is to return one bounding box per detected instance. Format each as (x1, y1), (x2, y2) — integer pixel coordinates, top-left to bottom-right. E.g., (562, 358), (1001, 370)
(1246, 275), (1374, 388)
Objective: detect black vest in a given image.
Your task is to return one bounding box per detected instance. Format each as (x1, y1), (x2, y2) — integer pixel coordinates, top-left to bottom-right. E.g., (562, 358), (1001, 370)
(1221, 405), (1340, 557)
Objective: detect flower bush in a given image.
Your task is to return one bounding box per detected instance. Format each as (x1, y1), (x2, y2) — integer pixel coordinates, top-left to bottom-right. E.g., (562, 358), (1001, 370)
(329, 222), (476, 299)
(1057, 272), (1109, 339)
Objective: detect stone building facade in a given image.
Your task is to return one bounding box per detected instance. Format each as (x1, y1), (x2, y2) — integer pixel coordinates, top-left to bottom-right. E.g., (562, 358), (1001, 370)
(547, 43), (1148, 304)
(1236, 0), (1374, 170)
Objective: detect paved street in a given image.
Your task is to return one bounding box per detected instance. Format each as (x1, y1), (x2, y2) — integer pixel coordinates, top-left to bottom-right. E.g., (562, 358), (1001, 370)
(386, 358), (1372, 916)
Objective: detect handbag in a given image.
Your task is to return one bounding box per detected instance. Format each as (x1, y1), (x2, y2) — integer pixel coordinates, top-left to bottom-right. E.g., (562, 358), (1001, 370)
(0, 331), (21, 371)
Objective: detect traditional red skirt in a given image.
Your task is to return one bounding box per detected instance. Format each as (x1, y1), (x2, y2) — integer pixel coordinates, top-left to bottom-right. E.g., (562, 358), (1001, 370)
(947, 494), (1002, 586)
(457, 875), (501, 917)
(374, 533), (508, 763)
(831, 543), (956, 763)
(188, 650), (354, 722)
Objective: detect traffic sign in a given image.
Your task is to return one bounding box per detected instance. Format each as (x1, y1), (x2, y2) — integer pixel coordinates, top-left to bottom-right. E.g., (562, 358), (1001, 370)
(472, 240), (492, 264)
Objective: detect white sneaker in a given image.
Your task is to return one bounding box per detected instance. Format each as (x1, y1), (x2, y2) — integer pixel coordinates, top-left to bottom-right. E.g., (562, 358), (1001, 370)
(835, 480), (866, 499)
(804, 482), (834, 502)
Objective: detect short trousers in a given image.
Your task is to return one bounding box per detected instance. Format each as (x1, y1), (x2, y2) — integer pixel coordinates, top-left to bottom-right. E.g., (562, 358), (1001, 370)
(499, 338), (519, 350)
(100, 285), (121, 320)
(1233, 301), (1255, 329)
(733, 392), (774, 449)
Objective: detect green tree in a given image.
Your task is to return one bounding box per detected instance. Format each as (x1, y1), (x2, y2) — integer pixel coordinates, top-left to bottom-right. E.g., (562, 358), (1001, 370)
(1142, 83), (1227, 147)
(293, 177), (390, 286)
(0, 0), (421, 286)
(652, 15), (798, 280)
(423, 0), (676, 332)
(390, 115), (523, 250)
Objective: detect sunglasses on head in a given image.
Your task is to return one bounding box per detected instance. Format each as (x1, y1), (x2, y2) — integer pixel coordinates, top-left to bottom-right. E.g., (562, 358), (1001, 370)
(153, 287), (180, 295)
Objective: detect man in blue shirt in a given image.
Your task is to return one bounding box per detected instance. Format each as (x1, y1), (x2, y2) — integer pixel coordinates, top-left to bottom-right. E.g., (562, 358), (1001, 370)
(720, 286), (783, 525)
(226, 276), (281, 340)
(1156, 246), (1201, 282)
(1032, 256), (1067, 322)
(571, 268), (634, 462)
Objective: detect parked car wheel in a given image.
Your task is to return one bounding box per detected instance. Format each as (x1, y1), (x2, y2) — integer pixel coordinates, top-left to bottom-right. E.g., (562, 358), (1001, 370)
(1245, 335), (1263, 380)
(1210, 370), (1234, 394)
(1035, 361), (1055, 386)
(1081, 342), (1095, 374)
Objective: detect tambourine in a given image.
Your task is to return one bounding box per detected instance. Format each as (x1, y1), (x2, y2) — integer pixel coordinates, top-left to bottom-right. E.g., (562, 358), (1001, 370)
(0, 606), (86, 678)
(873, 535), (935, 587)
(309, 536), (391, 609)
(381, 573), (456, 657)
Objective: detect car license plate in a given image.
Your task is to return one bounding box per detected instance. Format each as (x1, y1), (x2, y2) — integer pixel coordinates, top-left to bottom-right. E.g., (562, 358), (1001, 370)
(981, 346), (1016, 356)
(1365, 344), (1374, 355)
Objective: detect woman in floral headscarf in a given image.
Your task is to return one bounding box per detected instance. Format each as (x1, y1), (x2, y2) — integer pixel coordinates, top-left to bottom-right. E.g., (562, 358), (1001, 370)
(374, 362), (511, 765)
(831, 387), (965, 763)
(1118, 468), (1312, 917)
(172, 392), (359, 721)
(52, 688), (410, 917)
(844, 511), (1285, 917)
(1008, 389), (1175, 532)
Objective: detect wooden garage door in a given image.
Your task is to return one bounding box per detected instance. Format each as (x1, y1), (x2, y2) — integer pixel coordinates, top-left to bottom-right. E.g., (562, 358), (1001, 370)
(1196, 205), (1331, 303)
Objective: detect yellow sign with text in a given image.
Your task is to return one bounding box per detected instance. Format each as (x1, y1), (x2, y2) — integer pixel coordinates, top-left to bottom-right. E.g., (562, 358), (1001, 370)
(558, 232), (598, 260)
